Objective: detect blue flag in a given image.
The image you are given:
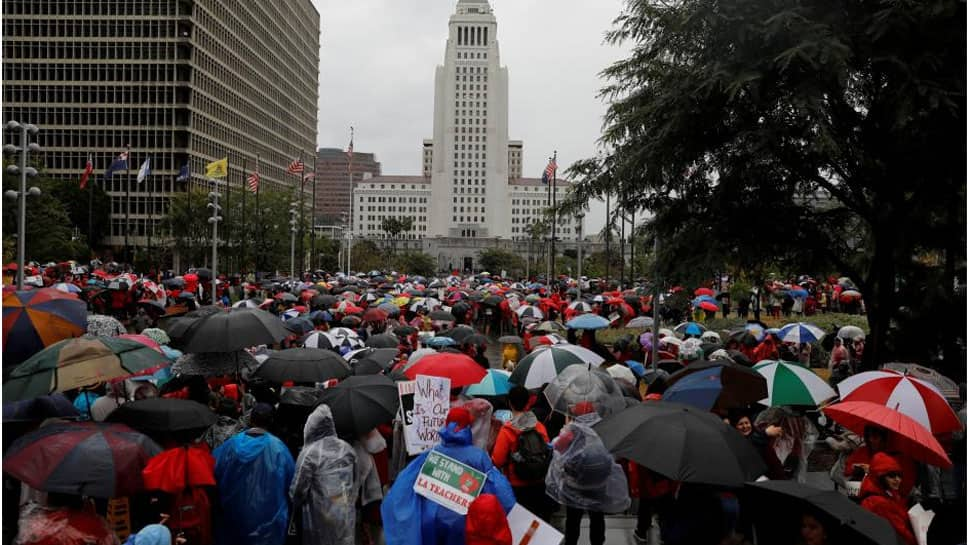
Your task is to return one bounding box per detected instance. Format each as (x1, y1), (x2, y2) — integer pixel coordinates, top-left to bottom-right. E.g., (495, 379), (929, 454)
(103, 151), (129, 180)
(176, 163), (190, 182)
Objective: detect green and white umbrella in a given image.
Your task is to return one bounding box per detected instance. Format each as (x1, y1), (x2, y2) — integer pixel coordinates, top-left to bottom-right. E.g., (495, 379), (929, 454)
(753, 360), (837, 407)
(510, 344), (605, 389)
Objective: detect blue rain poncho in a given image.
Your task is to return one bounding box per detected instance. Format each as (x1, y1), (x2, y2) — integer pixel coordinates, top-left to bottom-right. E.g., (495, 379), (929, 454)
(381, 422), (516, 545)
(290, 404), (358, 545)
(213, 429), (295, 545)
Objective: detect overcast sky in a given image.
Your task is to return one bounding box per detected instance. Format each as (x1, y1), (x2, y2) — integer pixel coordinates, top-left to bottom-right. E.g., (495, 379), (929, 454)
(310, 0), (632, 233)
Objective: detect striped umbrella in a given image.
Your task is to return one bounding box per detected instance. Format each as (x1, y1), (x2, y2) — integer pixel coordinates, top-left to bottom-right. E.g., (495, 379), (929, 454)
(3, 288), (87, 366)
(777, 322), (826, 344)
(510, 345), (605, 389)
(567, 301), (592, 313)
(3, 421), (161, 498)
(837, 370), (962, 435)
(753, 360), (836, 407)
(466, 369), (512, 396)
(515, 305), (544, 320)
(3, 335), (170, 402)
(302, 328), (364, 352)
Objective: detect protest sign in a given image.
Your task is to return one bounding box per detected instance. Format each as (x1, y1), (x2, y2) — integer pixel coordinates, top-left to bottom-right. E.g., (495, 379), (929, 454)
(405, 374), (451, 455)
(413, 450), (487, 515)
(507, 503), (563, 545)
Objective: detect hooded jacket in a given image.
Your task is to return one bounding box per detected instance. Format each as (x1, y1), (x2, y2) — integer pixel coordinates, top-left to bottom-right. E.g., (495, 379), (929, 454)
(859, 453), (917, 545)
(213, 426), (295, 545)
(546, 416), (630, 513)
(381, 422), (516, 545)
(465, 494), (513, 545)
(290, 404), (358, 545)
(491, 411), (549, 487)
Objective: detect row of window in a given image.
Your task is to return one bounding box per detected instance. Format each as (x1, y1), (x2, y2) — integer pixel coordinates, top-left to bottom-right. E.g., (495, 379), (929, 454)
(4, 62), (189, 84)
(3, 18), (187, 39)
(3, 1), (187, 16)
(3, 41), (191, 62)
(362, 196), (428, 204)
(7, 105), (185, 128)
(455, 26), (488, 47)
(4, 83), (187, 105)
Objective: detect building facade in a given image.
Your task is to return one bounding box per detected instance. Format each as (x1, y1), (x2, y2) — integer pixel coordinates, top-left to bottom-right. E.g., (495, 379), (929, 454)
(315, 148), (381, 226)
(353, 0), (579, 248)
(2, 0), (319, 253)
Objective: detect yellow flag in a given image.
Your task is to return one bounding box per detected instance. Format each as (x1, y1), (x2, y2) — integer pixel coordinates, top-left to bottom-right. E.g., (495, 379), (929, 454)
(205, 157), (228, 178)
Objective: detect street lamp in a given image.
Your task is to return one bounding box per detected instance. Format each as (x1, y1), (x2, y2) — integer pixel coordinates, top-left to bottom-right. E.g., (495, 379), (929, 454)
(289, 202), (298, 278)
(207, 190), (222, 304)
(3, 120), (42, 291)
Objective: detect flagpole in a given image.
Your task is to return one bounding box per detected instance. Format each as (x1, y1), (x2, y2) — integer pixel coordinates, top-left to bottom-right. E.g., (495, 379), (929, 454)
(241, 156), (247, 276)
(255, 154), (261, 276)
(224, 161), (231, 275)
(148, 166), (153, 275)
(551, 150), (558, 287)
(310, 152), (317, 272)
(125, 144), (131, 266)
(87, 154), (94, 252)
(298, 151), (305, 278)
(346, 126), (354, 276)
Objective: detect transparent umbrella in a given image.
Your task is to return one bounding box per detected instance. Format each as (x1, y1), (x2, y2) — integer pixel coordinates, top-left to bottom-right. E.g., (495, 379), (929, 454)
(543, 364), (626, 419)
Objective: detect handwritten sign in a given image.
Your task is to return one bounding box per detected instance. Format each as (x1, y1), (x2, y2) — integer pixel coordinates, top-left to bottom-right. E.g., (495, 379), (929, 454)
(406, 374), (451, 455)
(413, 450), (487, 514)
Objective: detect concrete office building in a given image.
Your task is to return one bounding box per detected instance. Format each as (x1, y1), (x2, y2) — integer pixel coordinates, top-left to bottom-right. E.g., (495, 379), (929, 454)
(2, 0), (319, 253)
(353, 0), (579, 255)
(315, 148), (381, 226)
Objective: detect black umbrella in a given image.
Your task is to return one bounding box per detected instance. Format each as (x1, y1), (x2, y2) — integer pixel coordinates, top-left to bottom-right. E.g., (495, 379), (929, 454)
(278, 292), (298, 303)
(179, 308), (290, 353)
(191, 268), (212, 281)
(284, 317), (315, 335)
(743, 480), (899, 545)
(451, 302), (471, 319)
(352, 357), (384, 376)
(655, 359), (685, 374)
(312, 294), (338, 309)
(438, 325), (476, 343)
(279, 386), (325, 408)
(594, 401), (766, 487)
(253, 348), (351, 383)
(498, 335), (523, 345)
(664, 359), (767, 411)
(341, 315), (362, 327)
(393, 325), (417, 336)
(185, 305), (222, 318)
(429, 310), (455, 322)
(483, 295), (503, 306)
(355, 348), (397, 370)
(463, 333), (488, 347)
(728, 329), (760, 348)
(317, 375), (399, 437)
(162, 316), (200, 343)
(107, 398), (216, 433)
(365, 334), (399, 349)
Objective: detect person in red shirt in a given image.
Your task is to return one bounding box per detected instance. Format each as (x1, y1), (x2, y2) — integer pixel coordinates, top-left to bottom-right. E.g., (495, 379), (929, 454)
(491, 385), (553, 522)
(859, 452), (918, 545)
(843, 425), (917, 499)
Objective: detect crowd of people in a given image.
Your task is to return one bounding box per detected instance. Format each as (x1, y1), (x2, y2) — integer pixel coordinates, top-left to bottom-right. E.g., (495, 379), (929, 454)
(2, 263), (965, 545)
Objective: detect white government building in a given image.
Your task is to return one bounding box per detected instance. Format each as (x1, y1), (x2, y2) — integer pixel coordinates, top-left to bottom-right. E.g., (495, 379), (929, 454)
(353, 0), (578, 243)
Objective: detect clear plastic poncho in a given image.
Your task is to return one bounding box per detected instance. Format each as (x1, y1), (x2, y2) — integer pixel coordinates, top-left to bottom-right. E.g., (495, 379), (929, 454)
(545, 418), (630, 513)
(290, 404), (358, 545)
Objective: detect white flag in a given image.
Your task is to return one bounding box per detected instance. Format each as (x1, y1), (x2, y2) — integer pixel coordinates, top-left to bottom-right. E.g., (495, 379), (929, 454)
(136, 158), (151, 183)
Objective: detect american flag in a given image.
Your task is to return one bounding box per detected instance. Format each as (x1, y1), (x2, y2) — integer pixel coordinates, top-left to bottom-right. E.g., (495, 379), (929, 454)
(542, 157), (557, 184)
(302, 171), (315, 186)
(79, 155), (93, 189)
(346, 127), (354, 173)
(287, 158), (304, 174)
(247, 171), (260, 193)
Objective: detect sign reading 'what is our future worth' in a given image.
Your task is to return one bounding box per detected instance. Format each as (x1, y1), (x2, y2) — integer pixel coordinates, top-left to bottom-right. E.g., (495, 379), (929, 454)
(413, 450), (487, 515)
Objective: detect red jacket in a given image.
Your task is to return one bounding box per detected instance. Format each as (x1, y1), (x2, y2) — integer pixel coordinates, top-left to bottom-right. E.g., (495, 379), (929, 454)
(491, 415), (549, 487)
(466, 493), (512, 545)
(859, 453), (917, 545)
(844, 446), (917, 498)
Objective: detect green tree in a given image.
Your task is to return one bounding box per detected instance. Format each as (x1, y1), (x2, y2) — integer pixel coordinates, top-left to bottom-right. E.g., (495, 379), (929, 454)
(380, 216), (414, 254)
(2, 167), (89, 263)
(478, 247), (525, 277)
(562, 0), (965, 365)
(350, 239), (385, 273)
(394, 250), (437, 277)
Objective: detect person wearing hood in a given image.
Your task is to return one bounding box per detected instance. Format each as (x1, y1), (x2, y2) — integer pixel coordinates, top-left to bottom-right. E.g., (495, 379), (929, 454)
(491, 386), (553, 521)
(381, 407), (516, 545)
(465, 494), (513, 545)
(353, 429), (386, 545)
(546, 403), (630, 545)
(290, 404), (358, 545)
(858, 452), (917, 545)
(213, 403), (295, 545)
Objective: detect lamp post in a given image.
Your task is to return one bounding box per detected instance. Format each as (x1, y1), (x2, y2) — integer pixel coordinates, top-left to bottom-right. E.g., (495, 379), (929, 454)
(207, 188), (222, 304)
(289, 202), (298, 277)
(3, 121), (42, 291)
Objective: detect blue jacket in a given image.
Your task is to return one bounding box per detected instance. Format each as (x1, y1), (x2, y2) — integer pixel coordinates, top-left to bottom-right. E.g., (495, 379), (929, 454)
(382, 423), (516, 545)
(213, 430), (295, 545)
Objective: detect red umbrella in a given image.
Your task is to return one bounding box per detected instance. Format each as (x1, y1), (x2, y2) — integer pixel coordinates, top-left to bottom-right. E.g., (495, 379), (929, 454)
(836, 370), (962, 435)
(839, 290), (862, 303)
(363, 307), (389, 322)
(822, 401), (952, 468)
(694, 287), (715, 297)
(699, 301), (719, 312)
(404, 352), (487, 387)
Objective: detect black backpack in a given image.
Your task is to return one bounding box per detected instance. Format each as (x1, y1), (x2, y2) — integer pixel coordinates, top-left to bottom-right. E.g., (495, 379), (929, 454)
(510, 428), (551, 481)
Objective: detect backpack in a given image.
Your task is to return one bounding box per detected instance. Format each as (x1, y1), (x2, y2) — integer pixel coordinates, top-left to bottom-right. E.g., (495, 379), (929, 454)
(510, 428), (551, 481)
(167, 486), (212, 545)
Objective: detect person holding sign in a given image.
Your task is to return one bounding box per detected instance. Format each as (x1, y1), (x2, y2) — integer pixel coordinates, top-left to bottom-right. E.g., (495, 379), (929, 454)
(381, 407), (515, 545)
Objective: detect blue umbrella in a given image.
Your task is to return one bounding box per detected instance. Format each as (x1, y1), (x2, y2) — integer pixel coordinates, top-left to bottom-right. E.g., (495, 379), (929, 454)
(674, 321), (707, 338)
(566, 314), (611, 330)
(308, 310), (333, 323)
(691, 295), (719, 308)
(787, 287), (809, 299)
(777, 322), (825, 344)
(466, 369), (511, 396)
(662, 364), (767, 411)
(424, 336), (457, 348)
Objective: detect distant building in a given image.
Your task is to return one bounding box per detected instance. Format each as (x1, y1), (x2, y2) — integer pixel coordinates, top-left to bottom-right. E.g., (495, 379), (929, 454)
(2, 0), (319, 255)
(315, 148), (381, 226)
(353, 0), (579, 246)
